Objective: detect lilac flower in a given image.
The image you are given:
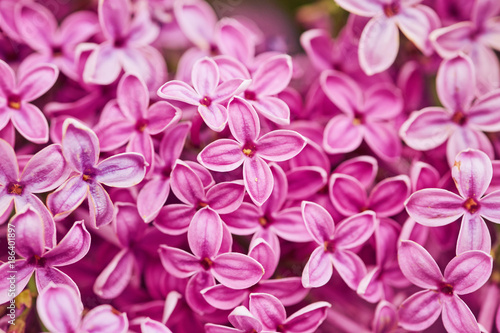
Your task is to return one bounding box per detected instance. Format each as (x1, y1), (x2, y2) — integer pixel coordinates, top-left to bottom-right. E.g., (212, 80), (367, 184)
(397, 240), (492, 332)
(154, 160), (245, 235)
(430, 0), (500, 94)
(205, 305), (265, 333)
(405, 149), (500, 254)
(0, 59), (58, 143)
(37, 282), (128, 333)
(400, 54), (500, 166)
(372, 301), (400, 333)
(301, 201), (377, 289)
(0, 139), (69, 246)
(157, 57), (250, 132)
(95, 73), (181, 174)
(329, 174), (411, 218)
(334, 0), (440, 75)
(17, 2), (98, 79)
(136, 122), (191, 222)
(158, 207), (264, 314)
(47, 119), (146, 227)
(0, 207), (91, 303)
(197, 97), (306, 205)
(320, 70), (403, 160)
(83, 0), (165, 89)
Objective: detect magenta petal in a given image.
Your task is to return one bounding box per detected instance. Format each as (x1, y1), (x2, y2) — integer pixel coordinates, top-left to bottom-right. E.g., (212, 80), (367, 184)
(251, 97), (291, 126)
(96, 153), (146, 187)
(43, 220), (90, 266)
(215, 19), (254, 64)
(10, 207), (45, 258)
(302, 247), (333, 288)
(249, 293), (286, 331)
(202, 284), (248, 310)
(36, 283), (82, 333)
(271, 207), (312, 243)
(147, 101), (181, 134)
(300, 29), (334, 71)
(456, 214), (491, 255)
(0, 138), (19, 183)
(18, 64), (59, 102)
(0, 260), (34, 303)
(398, 240), (443, 289)
(329, 174), (367, 216)
(206, 181), (245, 214)
(188, 207), (223, 259)
(47, 176), (88, 220)
(396, 6), (436, 55)
(62, 119), (99, 172)
(80, 305), (128, 333)
(228, 306), (263, 332)
(372, 301), (398, 333)
(117, 73), (149, 120)
(192, 57), (219, 96)
(363, 121), (402, 161)
(252, 55), (292, 96)
(257, 277), (309, 306)
(197, 139), (244, 172)
(302, 201), (335, 244)
(441, 296), (480, 333)
(21, 144), (69, 193)
(158, 245), (200, 278)
(398, 290), (442, 331)
(368, 175), (410, 217)
(114, 203), (147, 246)
(35, 266), (79, 297)
(221, 202), (260, 235)
(335, 211), (376, 250)
(437, 54), (476, 112)
(88, 183), (114, 227)
(323, 114), (364, 154)
(444, 250), (492, 294)
(468, 90), (500, 132)
(243, 157), (273, 206)
(286, 167), (327, 200)
(98, 0), (130, 40)
(320, 70), (361, 114)
(11, 103), (49, 144)
(228, 97), (260, 144)
(334, 0), (381, 16)
(363, 84), (403, 120)
(141, 318), (172, 333)
(452, 149), (492, 199)
(400, 107), (454, 151)
(446, 126), (494, 167)
(159, 122), (191, 166)
(257, 130), (306, 162)
(83, 43), (121, 85)
(198, 104), (228, 132)
(94, 249), (135, 299)
(249, 238), (277, 280)
(405, 189), (465, 227)
(284, 301), (331, 333)
(479, 190), (500, 223)
(157, 80), (200, 105)
(154, 204), (195, 235)
(332, 250), (367, 290)
(137, 178), (170, 223)
(94, 101), (133, 151)
(359, 16), (399, 75)
(185, 271), (216, 315)
(212, 253), (264, 289)
(170, 161), (205, 205)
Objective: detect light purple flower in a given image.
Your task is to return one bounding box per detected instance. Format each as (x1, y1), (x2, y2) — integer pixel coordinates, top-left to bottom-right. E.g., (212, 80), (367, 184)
(83, 0), (166, 88)
(95, 73), (181, 175)
(47, 119), (146, 228)
(301, 201), (377, 289)
(405, 149), (500, 254)
(158, 57), (250, 132)
(400, 54), (500, 166)
(0, 207), (91, 303)
(334, 0), (440, 75)
(430, 0), (500, 94)
(0, 139), (69, 246)
(397, 240), (492, 332)
(197, 97), (306, 205)
(158, 207), (264, 314)
(0, 59), (58, 143)
(154, 160), (245, 235)
(321, 70), (403, 160)
(37, 282), (128, 333)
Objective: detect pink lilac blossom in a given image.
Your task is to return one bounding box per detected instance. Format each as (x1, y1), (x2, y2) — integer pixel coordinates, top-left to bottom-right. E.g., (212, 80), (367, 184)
(1, 0), (500, 332)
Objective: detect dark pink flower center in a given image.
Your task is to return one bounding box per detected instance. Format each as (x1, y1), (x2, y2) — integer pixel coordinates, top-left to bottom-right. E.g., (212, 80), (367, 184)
(197, 202), (208, 211)
(353, 112), (364, 126)
(438, 282), (454, 295)
(244, 90), (257, 101)
(52, 45), (63, 57)
(242, 142), (257, 158)
(161, 166), (172, 178)
(82, 168), (95, 182)
(200, 257), (213, 270)
(452, 111), (467, 126)
(200, 96), (212, 107)
(383, 3), (400, 17)
(114, 37), (126, 48)
(135, 119), (149, 132)
(276, 324), (285, 332)
(463, 197), (480, 214)
(323, 240), (335, 253)
(30, 255), (47, 268)
(258, 216), (273, 228)
(7, 182), (23, 195)
(7, 95), (21, 110)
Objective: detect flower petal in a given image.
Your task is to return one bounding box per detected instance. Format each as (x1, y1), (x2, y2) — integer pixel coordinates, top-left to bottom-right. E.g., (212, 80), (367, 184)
(88, 183), (114, 228)
(43, 220), (91, 266)
(334, 0), (381, 16)
(192, 57), (219, 96)
(249, 293), (286, 331)
(479, 190), (500, 223)
(441, 296), (480, 333)
(302, 246), (333, 288)
(284, 301), (331, 333)
(243, 157), (273, 206)
(93, 249), (135, 299)
(62, 119), (99, 172)
(147, 101), (181, 134)
(201, 284), (248, 310)
(320, 70), (361, 115)
(10, 206), (45, 258)
(18, 64), (59, 102)
(228, 96), (259, 144)
(444, 250), (492, 294)
(335, 211), (376, 250)
(405, 189), (465, 227)
(332, 250), (367, 290)
(47, 176), (88, 220)
(158, 245), (200, 278)
(301, 201), (335, 244)
(468, 90), (500, 132)
(446, 126), (495, 167)
(251, 96), (290, 126)
(398, 290), (442, 331)
(159, 122), (191, 166)
(0, 260), (34, 304)
(157, 80), (199, 105)
(212, 253), (264, 289)
(36, 283), (82, 333)
(323, 115), (364, 154)
(398, 240), (443, 289)
(396, 5), (436, 55)
(96, 153), (146, 187)
(117, 73), (149, 120)
(456, 214), (491, 254)
(198, 103), (228, 132)
(188, 207), (223, 259)
(137, 178), (170, 223)
(170, 160), (205, 206)
(252, 55), (292, 96)
(83, 42), (121, 85)
(98, 0), (131, 40)
(154, 204), (195, 235)
(11, 103), (49, 144)
(452, 149), (492, 200)
(256, 277), (309, 306)
(256, 130), (306, 162)
(0, 138), (19, 183)
(197, 139), (244, 172)
(363, 121), (402, 161)
(185, 271), (216, 315)
(80, 305), (128, 333)
(206, 181), (245, 214)
(35, 267), (80, 297)
(368, 175), (411, 217)
(329, 174), (367, 216)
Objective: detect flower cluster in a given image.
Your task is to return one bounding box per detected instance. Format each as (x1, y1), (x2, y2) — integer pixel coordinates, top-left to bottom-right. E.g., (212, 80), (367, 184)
(0, 0), (500, 332)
